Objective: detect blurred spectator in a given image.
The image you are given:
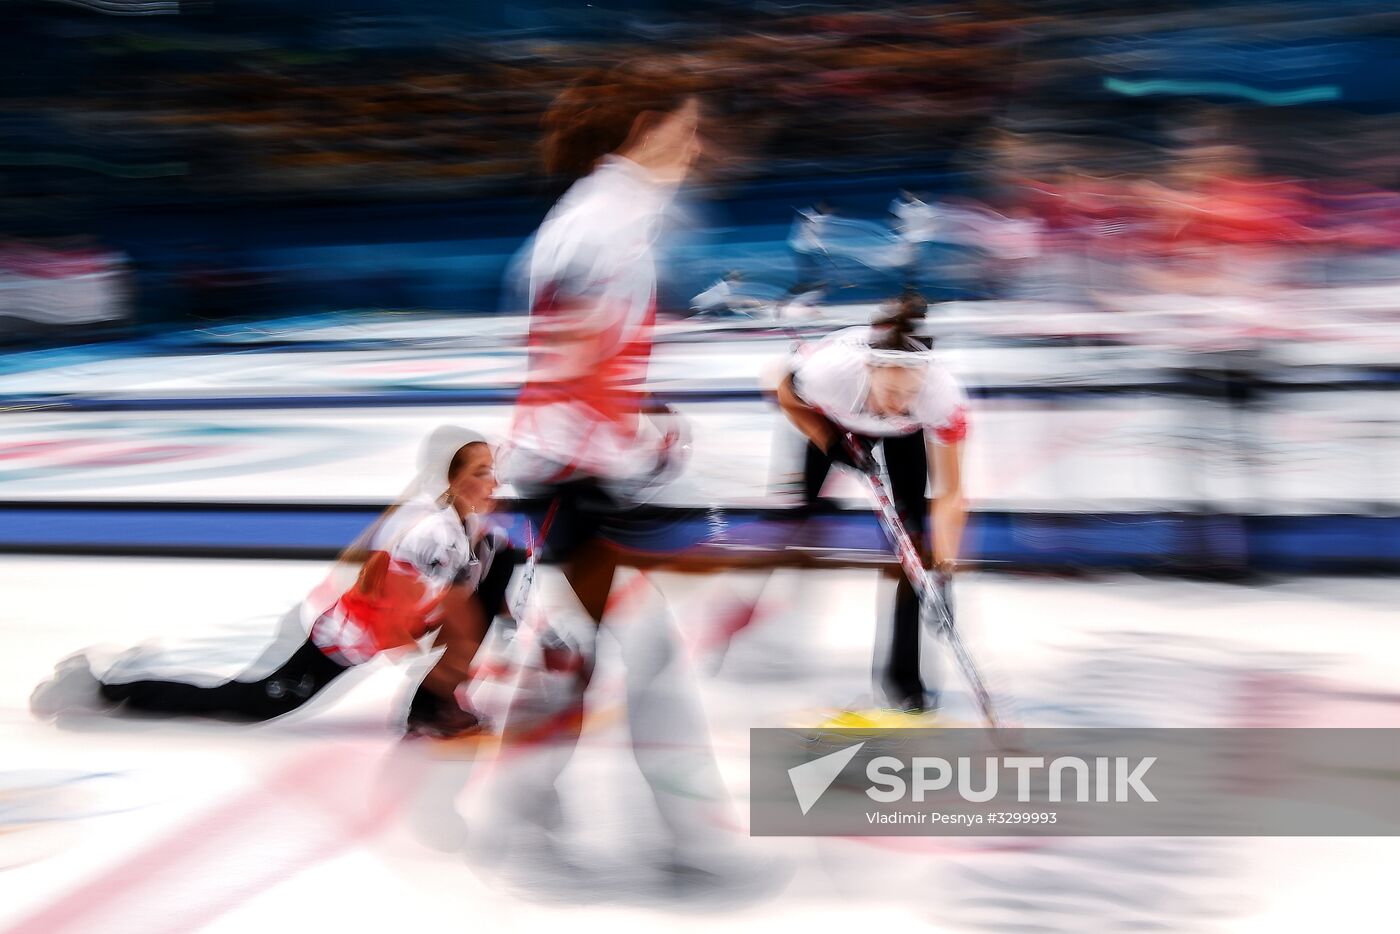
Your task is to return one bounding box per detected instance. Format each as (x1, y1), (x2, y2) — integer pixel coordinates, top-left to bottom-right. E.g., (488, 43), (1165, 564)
(0, 237), (130, 340)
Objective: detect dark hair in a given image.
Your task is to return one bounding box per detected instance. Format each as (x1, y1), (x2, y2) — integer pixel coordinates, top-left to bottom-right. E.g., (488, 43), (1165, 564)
(446, 441), (488, 481)
(869, 289), (931, 353)
(541, 64), (698, 180)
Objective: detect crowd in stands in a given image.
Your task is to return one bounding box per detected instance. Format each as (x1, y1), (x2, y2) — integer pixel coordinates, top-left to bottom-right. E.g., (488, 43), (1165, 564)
(2, 3), (1039, 207)
(7, 0), (1400, 328)
(5, 3), (1399, 206)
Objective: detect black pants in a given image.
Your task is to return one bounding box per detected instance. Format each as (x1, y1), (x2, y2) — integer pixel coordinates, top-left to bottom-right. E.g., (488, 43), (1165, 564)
(104, 548), (522, 723)
(802, 430), (939, 708)
(100, 638), (350, 722)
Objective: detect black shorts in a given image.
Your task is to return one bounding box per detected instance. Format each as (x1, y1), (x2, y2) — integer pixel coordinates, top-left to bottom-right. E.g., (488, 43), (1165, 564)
(521, 476), (717, 563)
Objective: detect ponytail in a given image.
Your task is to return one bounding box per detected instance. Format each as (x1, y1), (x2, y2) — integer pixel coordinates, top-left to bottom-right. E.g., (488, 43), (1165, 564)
(869, 289), (931, 354)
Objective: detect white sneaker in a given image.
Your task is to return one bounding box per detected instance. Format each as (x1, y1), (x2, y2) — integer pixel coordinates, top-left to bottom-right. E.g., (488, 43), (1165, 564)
(29, 653), (110, 719)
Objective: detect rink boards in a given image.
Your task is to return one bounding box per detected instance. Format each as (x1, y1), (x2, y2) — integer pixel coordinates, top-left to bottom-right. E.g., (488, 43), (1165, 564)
(1, 304), (1396, 571)
(0, 396), (1395, 571)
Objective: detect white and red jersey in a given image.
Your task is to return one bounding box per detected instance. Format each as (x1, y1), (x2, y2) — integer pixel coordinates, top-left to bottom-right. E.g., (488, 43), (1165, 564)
(309, 497), (508, 665)
(503, 155), (675, 484)
(789, 327), (969, 443)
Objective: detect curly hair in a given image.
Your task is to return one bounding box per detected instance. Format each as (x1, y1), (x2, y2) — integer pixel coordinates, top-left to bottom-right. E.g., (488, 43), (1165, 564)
(541, 63), (700, 180)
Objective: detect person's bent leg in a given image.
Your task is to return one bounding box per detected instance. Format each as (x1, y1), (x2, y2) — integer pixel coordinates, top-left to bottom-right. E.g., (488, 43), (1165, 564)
(101, 638), (350, 721)
(473, 486), (616, 856)
(614, 577), (736, 863)
(469, 543), (611, 864)
(407, 547), (523, 730)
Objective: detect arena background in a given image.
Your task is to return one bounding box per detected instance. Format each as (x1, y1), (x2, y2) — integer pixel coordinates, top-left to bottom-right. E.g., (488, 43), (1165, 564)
(2, 4), (1399, 931)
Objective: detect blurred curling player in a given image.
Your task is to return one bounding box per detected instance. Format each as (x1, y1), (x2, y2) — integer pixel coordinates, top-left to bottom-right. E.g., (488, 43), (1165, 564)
(489, 63), (745, 882)
(775, 292), (969, 713)
(30, 426), (519, 739)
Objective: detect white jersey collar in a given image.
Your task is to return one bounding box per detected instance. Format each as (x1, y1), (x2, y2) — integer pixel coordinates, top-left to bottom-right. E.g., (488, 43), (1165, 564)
(596, 154), (677, 201)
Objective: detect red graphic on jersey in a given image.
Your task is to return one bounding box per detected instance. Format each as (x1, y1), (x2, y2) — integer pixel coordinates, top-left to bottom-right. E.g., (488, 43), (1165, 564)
(314, 553), (443, 661)
(934, 405), (968, 445)
(510, 282), (658, 478)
